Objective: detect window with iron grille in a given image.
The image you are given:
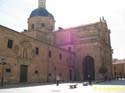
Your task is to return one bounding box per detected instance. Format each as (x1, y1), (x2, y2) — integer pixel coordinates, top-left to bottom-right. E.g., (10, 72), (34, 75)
(7, 39), (13, 48)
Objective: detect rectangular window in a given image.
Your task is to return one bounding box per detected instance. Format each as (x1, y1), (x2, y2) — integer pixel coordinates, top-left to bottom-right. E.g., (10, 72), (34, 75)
(59, 53), (62, 60)
(7, 39), (13, 48)
(49, 50), (51, 58)
(6, 68), (11, 73)
(35, 47), (39, 55)
(41, 23), (45, 27)
(32, 24), (34, 30)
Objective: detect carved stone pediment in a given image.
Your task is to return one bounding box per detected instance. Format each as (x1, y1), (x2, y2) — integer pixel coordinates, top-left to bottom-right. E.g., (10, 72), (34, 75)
(16, 56), (32, 63)
(20, 40), (32, 48)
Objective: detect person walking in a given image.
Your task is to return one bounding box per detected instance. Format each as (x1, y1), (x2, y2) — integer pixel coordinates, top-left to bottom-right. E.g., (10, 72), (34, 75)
(88, 74), (92, 85)
(119, 72), (122, 80)
(56, 75), (60, 86)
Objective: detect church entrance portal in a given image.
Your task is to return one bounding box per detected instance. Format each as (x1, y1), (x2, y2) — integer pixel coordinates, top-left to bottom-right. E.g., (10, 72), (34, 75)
(83, 56), (95, 81)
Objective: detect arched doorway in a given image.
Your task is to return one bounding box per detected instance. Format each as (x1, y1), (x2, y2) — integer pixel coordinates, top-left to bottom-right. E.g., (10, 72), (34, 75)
(83, 56), (95, 81)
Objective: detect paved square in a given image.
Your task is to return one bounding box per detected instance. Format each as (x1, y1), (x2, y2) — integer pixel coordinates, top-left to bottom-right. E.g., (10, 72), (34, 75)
(0, 80), (125, 93)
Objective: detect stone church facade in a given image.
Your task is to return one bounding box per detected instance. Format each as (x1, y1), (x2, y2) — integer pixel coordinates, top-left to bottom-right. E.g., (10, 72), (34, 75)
(0, 0), (112, 84)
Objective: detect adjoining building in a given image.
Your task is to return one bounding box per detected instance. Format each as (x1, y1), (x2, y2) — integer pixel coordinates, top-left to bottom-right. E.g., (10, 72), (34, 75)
(0, 0), (112, 84)
(112, 60), (125, 79)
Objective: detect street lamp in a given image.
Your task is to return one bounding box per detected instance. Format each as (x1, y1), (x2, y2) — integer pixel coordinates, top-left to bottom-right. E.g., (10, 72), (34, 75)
(0, 58), (6, 87)
(54, 66), (56, 81)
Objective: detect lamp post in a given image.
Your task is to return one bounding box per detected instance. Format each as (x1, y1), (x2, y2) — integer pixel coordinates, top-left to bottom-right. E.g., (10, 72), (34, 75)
(47, 46), (50, 82)
(54, 66), (56, 81)
(0, 58), (6, 87)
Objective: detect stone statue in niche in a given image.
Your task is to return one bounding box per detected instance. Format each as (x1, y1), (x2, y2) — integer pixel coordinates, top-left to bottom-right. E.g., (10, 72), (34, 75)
(23, 48), (28, 58)
(20, 40), (32, 59)
(13, 45), (19, 55)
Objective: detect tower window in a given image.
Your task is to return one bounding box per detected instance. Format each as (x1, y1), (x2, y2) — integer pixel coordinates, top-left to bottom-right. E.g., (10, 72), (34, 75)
(31, 24), (34, 30)
(7, 39), (13, 49)
(48, 50), (51, 58)
(35, 47), (39, 55)
(41, 23), (45, 28)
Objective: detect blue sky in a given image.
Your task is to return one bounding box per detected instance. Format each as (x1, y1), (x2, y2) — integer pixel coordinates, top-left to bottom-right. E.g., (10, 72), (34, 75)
(0, 0), (125, 59)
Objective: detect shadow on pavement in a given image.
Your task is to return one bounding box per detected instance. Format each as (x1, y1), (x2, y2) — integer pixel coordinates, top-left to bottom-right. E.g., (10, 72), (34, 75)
(0, 82), (56, 89)
(95, 79), (125, 85)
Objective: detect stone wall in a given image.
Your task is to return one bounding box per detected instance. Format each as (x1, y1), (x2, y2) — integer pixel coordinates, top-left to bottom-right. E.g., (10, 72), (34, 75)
(0, 25), (75, 83)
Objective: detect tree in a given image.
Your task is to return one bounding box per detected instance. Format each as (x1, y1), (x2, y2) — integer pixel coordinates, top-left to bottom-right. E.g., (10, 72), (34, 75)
(99, 65), (108, 80)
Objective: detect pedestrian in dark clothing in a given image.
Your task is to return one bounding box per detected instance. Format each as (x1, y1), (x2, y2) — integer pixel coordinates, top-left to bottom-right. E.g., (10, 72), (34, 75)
(88, 75), (92, 85)
(56, 75), (60, 86)
(116, 75), (119, 80)
(119, 72), (122, 80)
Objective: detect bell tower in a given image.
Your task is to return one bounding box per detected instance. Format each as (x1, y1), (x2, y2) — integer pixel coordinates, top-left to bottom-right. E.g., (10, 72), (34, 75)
(38, 0), (46, 8)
